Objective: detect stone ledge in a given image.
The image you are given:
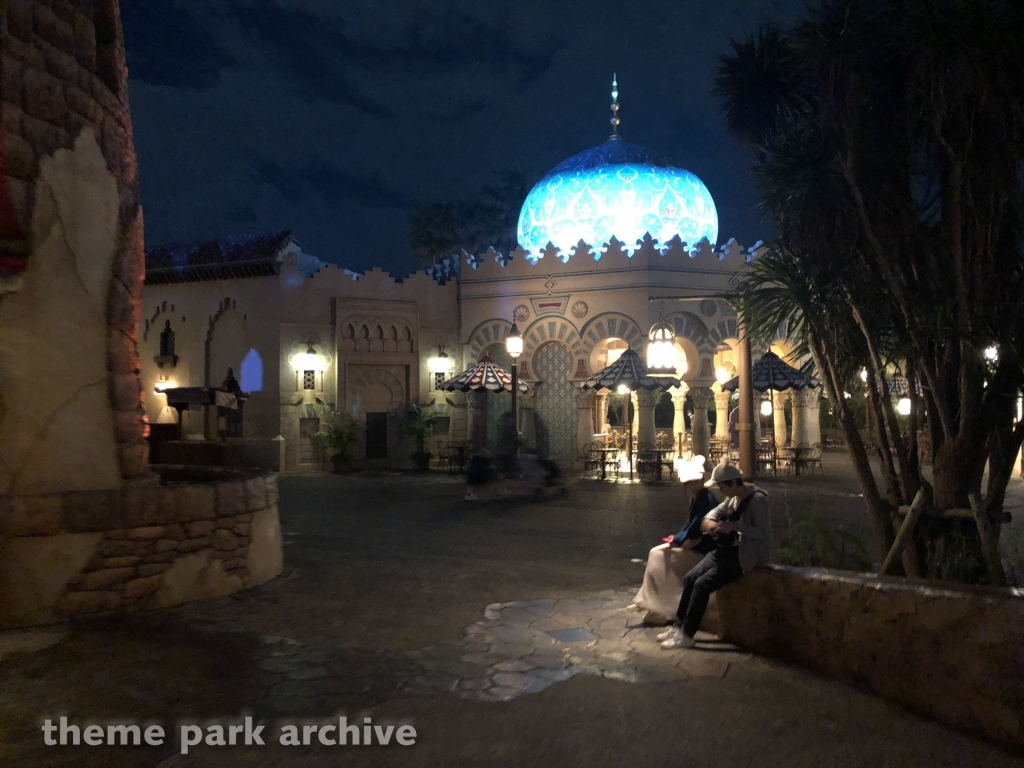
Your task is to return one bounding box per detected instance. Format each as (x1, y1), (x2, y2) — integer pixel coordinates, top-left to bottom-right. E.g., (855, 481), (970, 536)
(0, 470), (282, 628)
(718, 565), (1024, 746)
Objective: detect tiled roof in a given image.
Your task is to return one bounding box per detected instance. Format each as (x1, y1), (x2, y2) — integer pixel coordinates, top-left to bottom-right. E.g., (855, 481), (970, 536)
(145, 231), (295, 284)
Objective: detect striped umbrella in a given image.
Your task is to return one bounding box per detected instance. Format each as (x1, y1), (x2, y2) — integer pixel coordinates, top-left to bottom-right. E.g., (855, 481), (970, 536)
(581, 348), (677, 482)
(580, 349), (679, 392)
(721, 351), (820, 393)
(438, 356), (530, 393)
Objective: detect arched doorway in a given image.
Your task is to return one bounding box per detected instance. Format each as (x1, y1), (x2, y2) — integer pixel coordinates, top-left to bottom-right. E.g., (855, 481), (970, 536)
(533, 341), (576, 460)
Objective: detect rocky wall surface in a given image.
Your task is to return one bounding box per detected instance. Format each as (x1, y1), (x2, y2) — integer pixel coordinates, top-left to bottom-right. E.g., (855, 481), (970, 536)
(0, 473), (284, 628)
(717, 566), (1024, 745)
(0, 0), (149, 493)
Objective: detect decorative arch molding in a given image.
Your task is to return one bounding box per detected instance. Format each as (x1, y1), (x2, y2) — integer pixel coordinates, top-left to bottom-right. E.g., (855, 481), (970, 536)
(521, 317), (582, 380)
(705, 316), (740, 349)
(666, 311), (715, 355)
(205, 297), (250, 387)
(349, 368), (405, 415)
(466, 318), (513, 363)
(339, 314), (415, 354)
(579, 312), (643, 355)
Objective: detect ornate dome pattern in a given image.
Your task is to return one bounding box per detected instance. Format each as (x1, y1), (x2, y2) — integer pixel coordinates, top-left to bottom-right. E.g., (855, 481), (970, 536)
(517, 138), (719, 260)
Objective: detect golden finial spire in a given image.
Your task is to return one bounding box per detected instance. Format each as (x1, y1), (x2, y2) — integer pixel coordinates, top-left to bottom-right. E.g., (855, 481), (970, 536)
(610, 73), (621, 139)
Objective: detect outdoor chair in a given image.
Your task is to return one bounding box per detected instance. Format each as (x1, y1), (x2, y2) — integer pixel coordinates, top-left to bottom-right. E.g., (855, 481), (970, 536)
(778, 444), (796, 475)
(757, 443), (777, 478)
(806, 442), (824, 474)
(635, 442), (659, 482)
(583, 443), (603, 480)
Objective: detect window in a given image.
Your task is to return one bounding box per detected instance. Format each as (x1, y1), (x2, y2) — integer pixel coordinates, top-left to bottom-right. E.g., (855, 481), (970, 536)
(433, 372), (446, 390)
(239, 348), (263, 392)
(303, 371), (316, 390)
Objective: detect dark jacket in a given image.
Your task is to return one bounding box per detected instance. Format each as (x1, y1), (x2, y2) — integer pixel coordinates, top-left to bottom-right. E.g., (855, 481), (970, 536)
(671, 488), (717, 554)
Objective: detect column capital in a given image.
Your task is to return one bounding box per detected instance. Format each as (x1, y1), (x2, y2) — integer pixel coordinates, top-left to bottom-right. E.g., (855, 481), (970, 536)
(714, 391), (732, 408)
(794, 387), (821, 407)
(637, 389), (660, 408)
(772, 390), (790, 407)
(689, 386), (714, 409)
(574, 387), (596, 408)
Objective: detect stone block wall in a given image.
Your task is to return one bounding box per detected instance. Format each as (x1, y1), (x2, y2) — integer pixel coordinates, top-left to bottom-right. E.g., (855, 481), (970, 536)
(0, 0), (149, 492)
(0, 472), (284, 627)
(717, 566), (1024, 746)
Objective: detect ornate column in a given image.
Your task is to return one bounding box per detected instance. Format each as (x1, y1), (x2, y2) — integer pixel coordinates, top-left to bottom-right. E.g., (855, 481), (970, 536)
(636, 389), (658, 447)
(575, 387), (595, 458)
(791, 388), (809, 447)
(690, 386), (714, 460)
(594, 392), (608, 435)
(714, 391), (731, 440)
(772, 391), (789, 447)
(801, 388), (822, 445)
(519, 387), (538, 451)
(671, 384), (689, 451)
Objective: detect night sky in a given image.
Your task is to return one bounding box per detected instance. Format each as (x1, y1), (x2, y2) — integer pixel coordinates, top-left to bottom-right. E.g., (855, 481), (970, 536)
(122, 0), (800, 277)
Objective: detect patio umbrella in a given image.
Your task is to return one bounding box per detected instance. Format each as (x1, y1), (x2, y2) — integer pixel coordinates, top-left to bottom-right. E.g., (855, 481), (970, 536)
(438, 355), (530, 394)
(581, 349), (679, 480)
(720, 351), (820, 393)
(721, 351), (819, 448)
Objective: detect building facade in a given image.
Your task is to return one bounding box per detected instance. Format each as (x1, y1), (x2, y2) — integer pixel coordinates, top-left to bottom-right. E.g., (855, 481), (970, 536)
(140, 127), (822, 471)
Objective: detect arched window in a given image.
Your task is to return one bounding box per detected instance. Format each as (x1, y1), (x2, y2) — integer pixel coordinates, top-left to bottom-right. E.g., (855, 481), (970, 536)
(239, 348), (263, 392)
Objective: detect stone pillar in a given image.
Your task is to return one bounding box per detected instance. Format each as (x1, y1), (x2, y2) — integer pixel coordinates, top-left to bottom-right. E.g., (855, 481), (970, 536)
(575, 387), (595, 458)
(519, 388), (538, 451)
(714, 392), (731, 440)
(671, 385), (689, 452)
(637, 389), (658, 447)
(791, 388), (809, 447)
(690, 387), (714, 460)
(796, 388), (821, 446)
(773, 391), (789, 447)
(466, 391), (486, 449)
(594, 393), (608, 435)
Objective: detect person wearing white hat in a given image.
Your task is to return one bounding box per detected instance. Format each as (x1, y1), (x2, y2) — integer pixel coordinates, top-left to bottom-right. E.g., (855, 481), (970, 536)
(632, 455), (718, 625)
(660, 457), (771, 649)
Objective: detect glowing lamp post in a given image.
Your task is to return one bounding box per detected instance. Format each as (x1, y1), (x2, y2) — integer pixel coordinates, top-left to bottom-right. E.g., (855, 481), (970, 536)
(506, 321), (524, 439)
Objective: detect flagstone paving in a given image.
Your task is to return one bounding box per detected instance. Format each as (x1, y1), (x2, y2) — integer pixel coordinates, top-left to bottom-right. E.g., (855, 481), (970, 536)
(399, 589), (751, 702)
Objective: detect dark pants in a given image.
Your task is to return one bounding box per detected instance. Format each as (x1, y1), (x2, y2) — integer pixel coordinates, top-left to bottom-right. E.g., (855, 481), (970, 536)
(676, 548), (743, 637)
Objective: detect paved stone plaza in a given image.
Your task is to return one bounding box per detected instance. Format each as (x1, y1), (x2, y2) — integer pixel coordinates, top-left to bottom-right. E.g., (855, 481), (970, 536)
(1, 452), (1022, 767)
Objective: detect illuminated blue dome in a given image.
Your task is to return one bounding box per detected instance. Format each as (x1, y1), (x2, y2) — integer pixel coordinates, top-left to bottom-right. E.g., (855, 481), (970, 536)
(517, 138), (719, 260)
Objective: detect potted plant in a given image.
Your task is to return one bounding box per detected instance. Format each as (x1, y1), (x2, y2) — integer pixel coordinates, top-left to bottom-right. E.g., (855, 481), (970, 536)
(400, 403), (441, 471)
(312, 411), (360, 472)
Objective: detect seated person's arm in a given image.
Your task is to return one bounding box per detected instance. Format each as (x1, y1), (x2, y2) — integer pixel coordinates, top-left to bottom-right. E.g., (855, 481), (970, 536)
(700, 502), (731, 535)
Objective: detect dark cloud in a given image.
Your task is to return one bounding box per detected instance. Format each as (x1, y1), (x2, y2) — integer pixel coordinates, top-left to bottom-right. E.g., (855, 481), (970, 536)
(251, 157), (407, 210)
(226, 2), (559, 114)
(120, 1), (235, 90)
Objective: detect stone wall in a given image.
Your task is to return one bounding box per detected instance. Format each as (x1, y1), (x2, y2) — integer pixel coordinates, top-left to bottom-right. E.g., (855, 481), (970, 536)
(717, 566), (1024, 746)
(0, 471), (283, 628)
(0, 0), (149, 494)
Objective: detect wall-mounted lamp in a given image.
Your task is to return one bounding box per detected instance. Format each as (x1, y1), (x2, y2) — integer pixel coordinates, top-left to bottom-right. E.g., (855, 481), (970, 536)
(428, 346), (452, 373)
(291, 342), (325, 372)
(154, 375), (175, 394)
(646, 313), (678, 377)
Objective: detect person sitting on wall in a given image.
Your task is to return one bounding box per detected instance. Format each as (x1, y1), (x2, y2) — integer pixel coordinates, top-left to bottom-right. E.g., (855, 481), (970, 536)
(632, 455), (717, 625)
(659, 458), (771, 649)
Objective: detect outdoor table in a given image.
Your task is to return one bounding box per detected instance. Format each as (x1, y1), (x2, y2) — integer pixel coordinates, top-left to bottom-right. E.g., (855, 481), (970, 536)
(791, 446), (809, 475)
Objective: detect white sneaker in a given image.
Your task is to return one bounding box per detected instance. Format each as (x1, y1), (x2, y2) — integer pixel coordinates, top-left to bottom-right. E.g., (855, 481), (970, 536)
(464, 489), (479, 501)
(661, 631), (697, 650)
(656, 625), (680, 642)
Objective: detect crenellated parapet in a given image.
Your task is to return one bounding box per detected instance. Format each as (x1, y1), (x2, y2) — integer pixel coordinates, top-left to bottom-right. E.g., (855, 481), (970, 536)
(457, 236), (765, 284)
